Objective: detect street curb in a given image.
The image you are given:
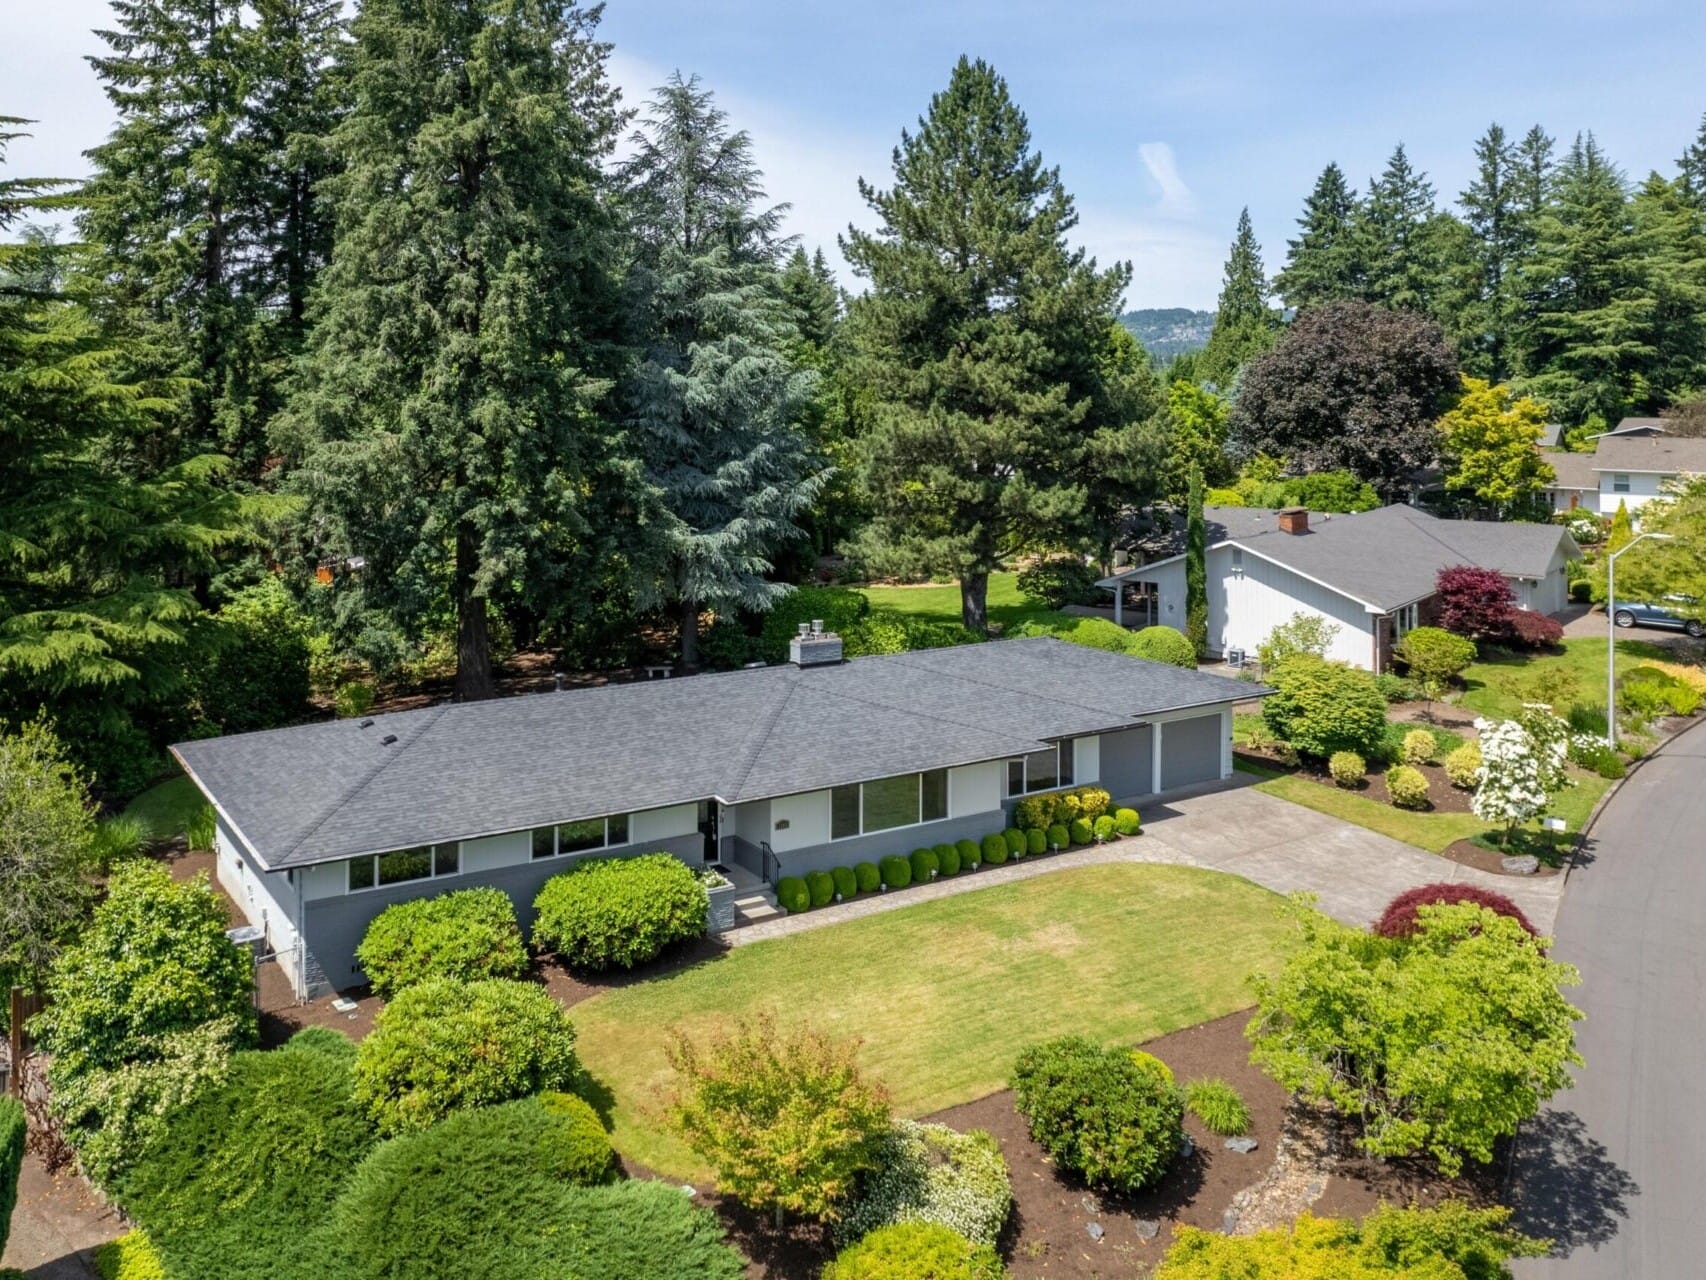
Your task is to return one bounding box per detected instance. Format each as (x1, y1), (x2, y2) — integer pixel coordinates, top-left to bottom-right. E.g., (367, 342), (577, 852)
(1561, 712), (1705, 886)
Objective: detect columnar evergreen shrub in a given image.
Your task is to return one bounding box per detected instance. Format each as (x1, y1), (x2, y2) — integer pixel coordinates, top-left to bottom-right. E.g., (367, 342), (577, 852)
(1010, 1036), (1184, 1192)
(1401, 728), (1437, 765)
(854, 863), (882, 893)
(0, 1097), (21, 1260)
(823, 1222), (1006, 1280)
(935, 842), (961, 876)
(1025, 828), (1047, 854)
(1328, 751), (1365, 787)
(1444, 742), (1483, 788)
(1126, 625), (1197, 668)
(834, 1121), (1013, 1248)
(352, 978), (581, 1136)
(808, 869), (836, 907)
(1112, 808), (1140, 837)
(1068, 817), (1092, 845)
(1385, 765), (1429, 809)
(980, 833), (1007, 865)
(531, 853), (708, 971)
(832, 866), (859, 900)
(355, 887), (527, 998)
(777, 876), (810, 912)
(1002, 829), (1026, 857)
(879, 856), (911, 889)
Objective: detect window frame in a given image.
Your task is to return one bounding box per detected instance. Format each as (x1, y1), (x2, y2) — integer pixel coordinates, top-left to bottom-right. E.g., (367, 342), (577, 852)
(829, 769), (951, 843)
(347, 842), (461, 894)
(1612, 473), (1631, 493)
(530, 813), (633, 862)
(1005, 741), (1076, 797)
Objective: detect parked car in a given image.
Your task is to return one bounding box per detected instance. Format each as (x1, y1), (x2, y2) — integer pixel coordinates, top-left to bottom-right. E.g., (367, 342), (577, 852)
(1612, 595), (1705, 638)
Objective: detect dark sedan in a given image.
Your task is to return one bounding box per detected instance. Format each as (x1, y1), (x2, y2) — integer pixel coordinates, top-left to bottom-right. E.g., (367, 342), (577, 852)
(1613, 595), (1705, 637)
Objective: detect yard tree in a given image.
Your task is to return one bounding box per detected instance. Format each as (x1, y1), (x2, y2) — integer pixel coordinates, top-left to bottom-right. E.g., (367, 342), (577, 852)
(1630, 174), (1706, 405)
(1231, 300), (1460, 500)
(1248, 899), (1582, 1175)
(622, 74), (828, 668)
(1158, 380), (1231, 501)
(1354, 144), (1446, 315)
(1437, 377), (1554, 515)
(1185, 466), (1208, 655)
(1514, 125), (1556, 227)
(842, 57), (1157, 633)
(1196, 208), (1277, 389)
(1275, 161), (1362, 311)
(277, 0), (627, 700)
(1459, 124), (1529, 381)
(1678, 111), (1706, 211)
(1471, 717), (1554, 848)
(1434, 565), (1516, 639)
(1611, 477), (1706, 620)
(1392, 626), (1476, 704)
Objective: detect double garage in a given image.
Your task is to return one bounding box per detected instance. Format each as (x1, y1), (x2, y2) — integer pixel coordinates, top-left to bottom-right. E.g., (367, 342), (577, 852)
(1097, 710), (1228, 802)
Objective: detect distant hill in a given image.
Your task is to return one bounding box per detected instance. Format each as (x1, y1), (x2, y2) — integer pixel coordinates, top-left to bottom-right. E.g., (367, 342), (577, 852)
(1118, 308), (1214, 362)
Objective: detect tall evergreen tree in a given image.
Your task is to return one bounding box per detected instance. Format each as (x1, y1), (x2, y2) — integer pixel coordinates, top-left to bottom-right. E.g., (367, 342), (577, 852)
(1459, 124), (1525, 381)
(1184, 465), (1207, 656)
(1275, 161), (1361, 311)
(1355, 143), (1442, 312)
(1513, 126), (1556, 231)
(842, 58), (1156, 633)
(621, 74), (827, 668)
(1197, 207), (1276, 389)
(1630, 173), (1706, 405)
(1677, 112), (1706, 211)
(278, 0), (626, 700)
(779, 247), (840, 350)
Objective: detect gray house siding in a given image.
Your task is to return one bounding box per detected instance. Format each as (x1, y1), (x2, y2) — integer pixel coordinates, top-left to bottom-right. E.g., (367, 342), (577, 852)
(301, 831), (703, 991)
(1160, 714), (1222, 791)
(1099, 725), (1155, 801)
(736, 808), (1008, 882)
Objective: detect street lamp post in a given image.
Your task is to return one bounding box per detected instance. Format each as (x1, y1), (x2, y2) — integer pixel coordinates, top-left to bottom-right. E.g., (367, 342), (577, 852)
(1606, 531), (1674, 748)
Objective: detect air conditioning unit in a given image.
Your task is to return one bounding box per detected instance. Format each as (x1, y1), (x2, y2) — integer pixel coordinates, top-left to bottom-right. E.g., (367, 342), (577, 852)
(1227, 648), (1247, 669)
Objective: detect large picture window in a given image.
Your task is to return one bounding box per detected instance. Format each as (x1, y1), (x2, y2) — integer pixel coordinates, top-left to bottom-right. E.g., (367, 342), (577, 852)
(830, 769), (949, 841)
(348, 842), (459, 892)
(1007, 740), (1075, 797)
(531, 813), (631, 860)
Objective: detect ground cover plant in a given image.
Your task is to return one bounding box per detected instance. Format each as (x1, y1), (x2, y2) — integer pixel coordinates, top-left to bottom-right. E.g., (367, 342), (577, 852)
(823, 1222), (1006, 1280)
(834, 1120), (1012, 1248)
(532, 852), (709, 970)
(1182, 1078), (1251, 1136)
(355, 887), (527, 997)
(571, 863), (1292, 1177)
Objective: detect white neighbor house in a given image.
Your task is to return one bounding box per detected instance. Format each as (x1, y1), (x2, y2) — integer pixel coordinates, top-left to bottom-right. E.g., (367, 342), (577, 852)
(1543, 431), (1706, 517)
(1099, 504), (1580, 673)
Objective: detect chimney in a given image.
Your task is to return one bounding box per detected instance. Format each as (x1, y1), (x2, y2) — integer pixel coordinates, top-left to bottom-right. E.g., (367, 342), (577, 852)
(789, 622), (844, 667)
(1277, 506), (1309, 535)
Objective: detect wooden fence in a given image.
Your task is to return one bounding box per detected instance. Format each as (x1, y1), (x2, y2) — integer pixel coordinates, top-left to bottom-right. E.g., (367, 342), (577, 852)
(7, 986), (47, 1099)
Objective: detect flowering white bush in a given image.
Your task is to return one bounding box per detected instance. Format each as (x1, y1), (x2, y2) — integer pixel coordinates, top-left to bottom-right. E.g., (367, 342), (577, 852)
(1472, 718), (1550, 845)
(833, 1120), (1012, 1248)
(1515, 703), (1571, 792)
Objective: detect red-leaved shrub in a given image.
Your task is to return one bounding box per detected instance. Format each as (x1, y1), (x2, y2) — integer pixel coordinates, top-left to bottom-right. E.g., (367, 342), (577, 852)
(1375, 883), (1537, 940)
(1435, 566), (1516, 638)
(1499, 609), (1564, 650)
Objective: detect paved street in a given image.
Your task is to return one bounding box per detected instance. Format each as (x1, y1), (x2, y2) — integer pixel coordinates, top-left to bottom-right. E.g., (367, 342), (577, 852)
(1513, 718), (1706, 1278)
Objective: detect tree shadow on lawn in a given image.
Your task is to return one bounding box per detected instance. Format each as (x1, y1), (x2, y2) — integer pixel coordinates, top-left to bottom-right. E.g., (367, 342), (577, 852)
(1510, 1108), (1639, 1255)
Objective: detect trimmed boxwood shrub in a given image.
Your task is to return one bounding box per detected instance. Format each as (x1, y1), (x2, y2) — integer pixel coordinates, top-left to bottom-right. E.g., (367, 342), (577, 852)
(1401, 728), (1438, 765)
(823, 1222), (1006, 1280)
(1068, 817), (1093, 846)
(880, 855), (912, 889)
(834, 1121), (1012, 1249)
(1112, 808), (1140, 837)
(1328, 750), (1365, 788)
(832, 866), (858, 900)
(1374, 883), (1537, 940)
(352, 978), (582, 1136)
(1025, 828), (1047, 855)
(936, 842), (961, 876)
(1002, 829), (1026, 857)
(1092, 815), (1115, 841)
(355, 887), (527, 998)
(854, 862), (881, 893)
(1046, 823), (1069, 849)
(980, 833), (1008, 866)
(910, 847), (940, 882)
(1011, 1036), (1184, 1192)
(777, 876), (810, 913)
(1384, 764), (1430, 810)
(956, 837), (981, 869)
(1126, 625), (1197, 668)
(117, 1031), (372, 1280)
(807, 869), (836, 908)
(531, 853), (708, 971)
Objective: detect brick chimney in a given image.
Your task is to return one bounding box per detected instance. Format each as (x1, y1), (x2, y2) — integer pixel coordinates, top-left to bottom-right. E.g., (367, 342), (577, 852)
(1277, 506), (1309, 535)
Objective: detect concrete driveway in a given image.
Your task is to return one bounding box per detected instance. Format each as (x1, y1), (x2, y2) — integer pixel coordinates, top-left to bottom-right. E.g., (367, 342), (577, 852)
(1511, 718), (1706, 1277)
(1556, 601), (1700, 649)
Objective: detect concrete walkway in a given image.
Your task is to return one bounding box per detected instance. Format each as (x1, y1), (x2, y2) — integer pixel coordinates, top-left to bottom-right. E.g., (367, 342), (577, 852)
(730, 778), (1563, 945)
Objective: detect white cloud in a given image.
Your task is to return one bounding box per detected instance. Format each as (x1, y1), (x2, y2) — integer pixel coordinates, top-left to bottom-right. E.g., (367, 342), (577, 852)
(1137, 141), (1196, 218)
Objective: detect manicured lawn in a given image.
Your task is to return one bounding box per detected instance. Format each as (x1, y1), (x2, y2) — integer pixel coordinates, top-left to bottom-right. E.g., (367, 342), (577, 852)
(857, 572), (1059, 631)
(122, 772), (206, 841)
(1460, 636), (1673, 721)
(570, 863), (1292, 1179)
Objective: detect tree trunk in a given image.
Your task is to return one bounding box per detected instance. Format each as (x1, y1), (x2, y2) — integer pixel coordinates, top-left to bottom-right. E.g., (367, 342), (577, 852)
(961, 571), (989, 635)
(680, 597), (700, 670)
(454, 524), (496, 701)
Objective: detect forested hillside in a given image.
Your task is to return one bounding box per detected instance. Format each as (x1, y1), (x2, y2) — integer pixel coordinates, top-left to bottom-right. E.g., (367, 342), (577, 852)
(1118, 308), (1215, 360)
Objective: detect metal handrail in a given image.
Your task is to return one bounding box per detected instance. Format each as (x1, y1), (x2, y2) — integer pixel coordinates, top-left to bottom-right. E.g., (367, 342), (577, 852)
(759, 840), (780, 886)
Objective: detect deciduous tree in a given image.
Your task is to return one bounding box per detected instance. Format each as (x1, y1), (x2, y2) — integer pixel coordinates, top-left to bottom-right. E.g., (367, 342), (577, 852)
(1434, 565), (1516, 639)
(1437, 377), (1554, 515)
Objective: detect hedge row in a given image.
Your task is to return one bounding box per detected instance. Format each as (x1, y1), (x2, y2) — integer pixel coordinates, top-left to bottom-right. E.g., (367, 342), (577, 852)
(775, 809), (1142, 914)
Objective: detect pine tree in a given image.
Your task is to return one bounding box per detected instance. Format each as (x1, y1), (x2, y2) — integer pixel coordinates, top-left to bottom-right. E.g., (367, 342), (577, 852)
(1355, 143), (1443, 312)
(1459, 124), (1525, 381)
(279, 0), (626, 700)
(842, 57), (1153, 633)
(1677, 112), (1706, 211)
(1275, 162), (1361, 311)
(622, 74), (828, 669)
(1197, 208), (1276, 389)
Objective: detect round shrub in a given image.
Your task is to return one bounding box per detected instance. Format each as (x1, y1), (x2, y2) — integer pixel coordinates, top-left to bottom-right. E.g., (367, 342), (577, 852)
(92, 1233), (164, 1280)
(807, 869), (836, 908)
(355, 887), (527, 999)
(1046, 823), (1069, 849)
(855, 862), (881, 893)
(1011, 1035), (1184, 1193)
(937, 843), (961, 876)
(1384, 764), (1430, 810)
(834, 1121), (1013, 1249)
(832, 866), (859, 901)
(1018, 828), (1042, 855)
(1444, 742), (1482, 789)
(1401, 727), (1438, 765)
(980, 833), (1008, 866)
(1126, 625), (1197, 668)
(1068, 817), (1092, 846)
(535, 1091), (620, 1185)
(352, 978), (581, 1136)
(910, 848), (940, 882)
(1261, 653), (1389, 758)
(1112, 808), (1141, 837)
(956, 837), (982, 869)
(1092, 815), (1115, 841)
(1375, 883), (1537, 940)
(880, 856), (912, 889)
(823, 1222), (1006, 1280)
(1129, 1050), (1174, 1085)
(116, 1031), (374, 1280)
(1002, 829), (1026, 857)
(1183, 1078), (1251, 1137)
(531, 853), (708, 972)
(777, 876), (810, 913)
(1328, 750), (1365, 788)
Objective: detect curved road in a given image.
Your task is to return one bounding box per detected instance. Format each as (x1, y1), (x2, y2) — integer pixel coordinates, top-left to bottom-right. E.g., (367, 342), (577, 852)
(1513, 717), (1706, 1277)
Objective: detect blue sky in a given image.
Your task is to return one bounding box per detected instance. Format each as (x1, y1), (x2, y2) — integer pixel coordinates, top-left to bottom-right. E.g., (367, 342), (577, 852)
(8, 0), (1705, 308)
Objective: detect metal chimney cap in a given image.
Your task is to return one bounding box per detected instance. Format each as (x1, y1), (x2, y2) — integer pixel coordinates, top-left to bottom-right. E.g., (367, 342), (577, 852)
(811, 619), (824, 634)
(798, 622), (811, 636)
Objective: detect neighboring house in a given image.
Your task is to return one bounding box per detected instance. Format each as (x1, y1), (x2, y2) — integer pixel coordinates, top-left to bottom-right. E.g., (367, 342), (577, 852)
(174, 637), (1256, 997)
(1543, 435), (1706, 515)
(1587, 417), (1668, 440)
(1097, 504), (1580, 673)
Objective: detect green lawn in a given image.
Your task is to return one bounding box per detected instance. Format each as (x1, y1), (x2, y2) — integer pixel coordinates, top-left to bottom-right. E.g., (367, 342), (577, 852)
(1459, 636), (1673, 721)
(571, 863), (1292, 1179)
(857, 572), (1058, 631)
(122, 772), (206, 841)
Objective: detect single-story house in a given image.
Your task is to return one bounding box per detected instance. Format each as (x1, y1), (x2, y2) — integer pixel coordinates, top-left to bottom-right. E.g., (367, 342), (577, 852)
(174, 636), (1258, 997)
(1097, 504), (1580, 673)
(1543, 434), (1706, 516)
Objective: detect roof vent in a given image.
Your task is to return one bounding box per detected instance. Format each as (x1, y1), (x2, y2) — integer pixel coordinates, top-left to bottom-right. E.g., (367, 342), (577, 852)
(358, 718), (374, 729)
(789, 628), (843, 668)
(811, 618), (824, 634)
(1277, 506), (1309, 535)
(379, 734), (398, 746)
(553, 671), (565, 692)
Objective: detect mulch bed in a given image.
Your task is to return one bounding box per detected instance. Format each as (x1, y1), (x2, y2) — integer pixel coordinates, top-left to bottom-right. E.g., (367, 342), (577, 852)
(1244, 748), (1476, 817)
(1437, 836), (1564, 878)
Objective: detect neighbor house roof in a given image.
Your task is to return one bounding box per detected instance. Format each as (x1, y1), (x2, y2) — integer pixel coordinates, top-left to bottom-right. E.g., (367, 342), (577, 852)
(1099, 504), (1579, 614)
(1542, 451), (1599, 491)
(1537, 422), (1565, 447)
(1590, 435), (1706, 475)
(174, 638), (1256, 871)
(1589, 417), (1669, 439)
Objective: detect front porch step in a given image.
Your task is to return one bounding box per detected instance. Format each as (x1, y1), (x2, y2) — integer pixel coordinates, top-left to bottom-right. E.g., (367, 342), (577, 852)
(732, 889), (783, 926)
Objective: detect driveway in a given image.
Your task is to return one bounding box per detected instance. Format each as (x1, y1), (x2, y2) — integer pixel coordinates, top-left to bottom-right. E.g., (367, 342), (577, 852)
(1511, 718), (1706, 1277)
(1555, 601), (1698, 649)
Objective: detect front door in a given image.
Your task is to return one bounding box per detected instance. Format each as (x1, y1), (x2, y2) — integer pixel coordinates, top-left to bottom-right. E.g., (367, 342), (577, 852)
(698, 801), (719, 864)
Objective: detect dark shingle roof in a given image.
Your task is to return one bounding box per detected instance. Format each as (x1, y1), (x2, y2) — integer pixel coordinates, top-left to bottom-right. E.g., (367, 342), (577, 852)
(1543, 451), (1599, 491)
(175, 638), (1254, 869)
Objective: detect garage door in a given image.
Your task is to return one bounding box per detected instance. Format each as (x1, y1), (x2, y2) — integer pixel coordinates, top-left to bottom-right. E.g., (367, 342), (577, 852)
(1160, 713), (1223, 791)
(1098, 725), (1154, 800)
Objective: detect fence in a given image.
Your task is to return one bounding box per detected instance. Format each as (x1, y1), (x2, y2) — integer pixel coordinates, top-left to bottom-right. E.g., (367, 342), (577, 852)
(6, 986), (47, 1099)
